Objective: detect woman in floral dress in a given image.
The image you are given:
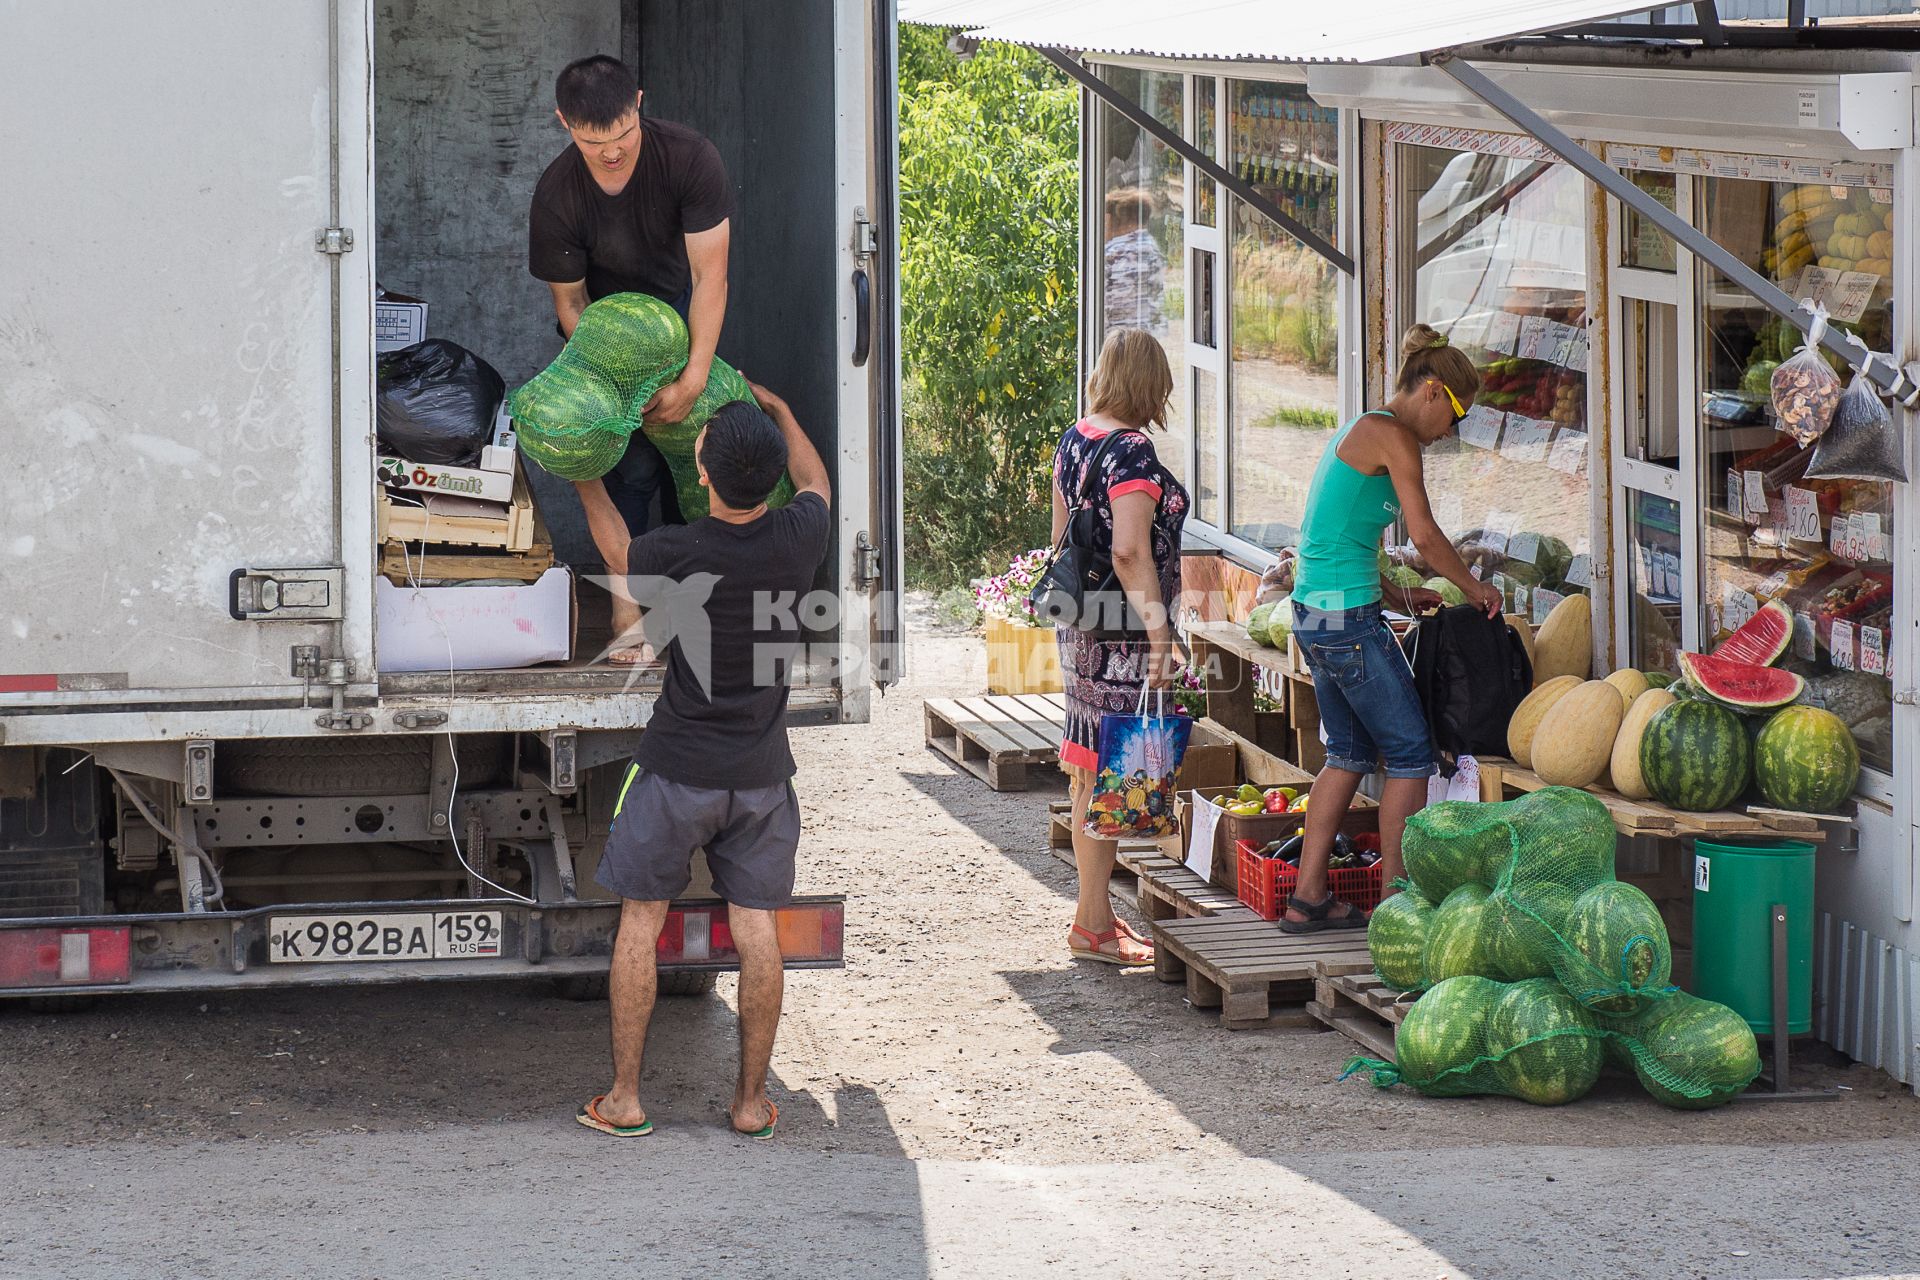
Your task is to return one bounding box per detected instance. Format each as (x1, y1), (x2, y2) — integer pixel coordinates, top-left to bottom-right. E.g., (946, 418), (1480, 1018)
(1053, 328), (1190, 966)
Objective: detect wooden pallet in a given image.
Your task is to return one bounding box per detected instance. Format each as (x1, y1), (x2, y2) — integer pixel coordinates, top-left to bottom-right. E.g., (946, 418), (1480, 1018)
(1478, 759), (1826, 841)
(1308, 968), (1415, 1059)
(1151, 914), (1373, 1030)
(379, 512), (554, 585)
(924, 694), (1066, 791)
(377, 468), (537, 552)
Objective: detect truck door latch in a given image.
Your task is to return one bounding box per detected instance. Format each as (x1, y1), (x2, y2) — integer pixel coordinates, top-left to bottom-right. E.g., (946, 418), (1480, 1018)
(229, 568), (344, 621)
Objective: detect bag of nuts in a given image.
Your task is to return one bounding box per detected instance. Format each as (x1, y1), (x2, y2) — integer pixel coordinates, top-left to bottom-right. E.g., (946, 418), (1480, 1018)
(1769, 308), (1842, 447)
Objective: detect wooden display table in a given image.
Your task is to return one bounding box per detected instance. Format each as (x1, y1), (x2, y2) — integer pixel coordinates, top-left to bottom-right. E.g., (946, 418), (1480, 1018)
(1474, 758), (1826, 841)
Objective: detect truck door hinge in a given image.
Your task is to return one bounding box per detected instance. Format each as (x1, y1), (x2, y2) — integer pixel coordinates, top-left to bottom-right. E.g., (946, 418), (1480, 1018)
(853, 531), (881, 593)
(315, 226), (355, 255)
(229, 568), (344, 622)
(852, 208), (877, 262)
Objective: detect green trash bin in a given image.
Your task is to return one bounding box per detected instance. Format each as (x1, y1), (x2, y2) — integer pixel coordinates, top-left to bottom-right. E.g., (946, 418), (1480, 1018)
(1691, 839), (1814, 1035)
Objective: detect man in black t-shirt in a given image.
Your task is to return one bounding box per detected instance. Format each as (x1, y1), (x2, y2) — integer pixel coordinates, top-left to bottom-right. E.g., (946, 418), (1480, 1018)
(529, 55), (735, 661)
(575, 383), (831, 1143)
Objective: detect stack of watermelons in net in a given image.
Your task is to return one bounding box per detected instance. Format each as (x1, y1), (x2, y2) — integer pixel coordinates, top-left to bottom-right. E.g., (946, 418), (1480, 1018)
(508, 292), (794, 520)
(1348, 786), (1762, 1108)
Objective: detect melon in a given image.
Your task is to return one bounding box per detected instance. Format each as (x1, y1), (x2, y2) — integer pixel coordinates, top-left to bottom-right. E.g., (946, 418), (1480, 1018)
(1424, 577), (1466, 607)
(1677, 650), (1805, 710)
(1368, 889), (1435, 990)
(1394, 975), (1502, 1097)
(1640, 699), (1752, 812)
(1530, 681), (1625, 788)
(1531, 592), (1592, 685)
(1423, 883), (1504, 984)
(1753, 705), (1860, 813)
(1561, 881), (1673, 1013)
(1603, 668), (1650, 709)
(1487, 978), (1604, 1105)
(1712, 598), (1793, 666)
(1510, 617), (1537, 673)
(1612, 992), (1761, 1109)
(1609, 687), (1677, 801)
(1507, 675), (1583, 769)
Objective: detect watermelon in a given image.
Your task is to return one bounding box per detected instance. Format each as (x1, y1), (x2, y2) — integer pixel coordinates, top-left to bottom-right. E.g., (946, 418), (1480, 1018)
(1385, 565), (1424, 590)
(1534, 534), (1573, 584)
(1643, 671), (1676, 689)
(1613, 992), (1761, 1109)
(1712, 598), (1793, 666)
(1489, 880), (1578, 981)
(1501, 787), (1616, 893)
(1403, 802), (1509, 901)
(1487, 978), (1604, 1105)
(1560, 882), (1673, 1013)
(1641, 700), (1752, 812)
(1394, 975), (1502, 1096)
(1677, 650), (1805, 710)
(1424, 577), (1466, 607)
(1368, 889), (1436, 990)
(1245, 603), (1280, 647)
(1754, 705), (1860, 814)
(1423, 883), (1503, 983)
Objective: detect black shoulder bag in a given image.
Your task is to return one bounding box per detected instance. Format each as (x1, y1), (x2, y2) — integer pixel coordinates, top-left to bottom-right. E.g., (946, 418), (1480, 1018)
(1026, 430), (1152, 641)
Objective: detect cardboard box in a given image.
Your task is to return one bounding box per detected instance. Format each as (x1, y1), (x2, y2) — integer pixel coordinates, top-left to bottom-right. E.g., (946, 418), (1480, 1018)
(375, 290), (429, 352)
(1174, 720), (1239, 795)
(376, 565), (574, 672)
(378, 455), (515, 504)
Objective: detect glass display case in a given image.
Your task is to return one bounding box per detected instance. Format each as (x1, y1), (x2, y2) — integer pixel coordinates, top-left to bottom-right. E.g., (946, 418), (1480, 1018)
(1226, 79), (1340, 549)
(1096, 66), (1188, 488)
(1398, 142), (1595, 623)
(1697, 173), (1897, 773)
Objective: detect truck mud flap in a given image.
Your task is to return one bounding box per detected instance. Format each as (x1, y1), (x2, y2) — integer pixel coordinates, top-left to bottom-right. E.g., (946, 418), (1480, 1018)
(0, 896), (844, 997)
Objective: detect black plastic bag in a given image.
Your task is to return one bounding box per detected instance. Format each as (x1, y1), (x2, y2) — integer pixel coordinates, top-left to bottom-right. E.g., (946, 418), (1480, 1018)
(377, 339), (505, 466)
(1806, 365), (1908, 483)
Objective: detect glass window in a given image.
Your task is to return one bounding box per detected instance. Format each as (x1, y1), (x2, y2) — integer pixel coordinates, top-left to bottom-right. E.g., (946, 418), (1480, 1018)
(1624, 298), (1681, 466)
(1400, 144), (1593, 622)
(1227, 80), (1340, 549)
(1195, 367), (1220, 521)
(1625, 490), (1685, 676)
(1194, 77), (1218, 229)
(1097, 67), (1188, 489)
(1622, 171), (1678, 271)
(1698, 175), (1895, 775)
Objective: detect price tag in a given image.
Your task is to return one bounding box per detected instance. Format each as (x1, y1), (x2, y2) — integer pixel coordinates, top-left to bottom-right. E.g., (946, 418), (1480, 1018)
(1566, 553), (1595, 590)
(1831, 618), (1857, 671)
(1727, 469), (1745, 522)
(1743, 470), (1768, 515)
(1500, 417), (1552, 464)
(1531, 588), (1566, 626)
(1720, 582), (1753, 632)
(1564, 329), (1590, 373)
(1861, 512), (1883, 541)
(1485, 311), (1521, 355)
(1548, 430), (1589, 475)
(1861, 625), (1885, 675)
(1846, 514), (1870, 562)
(1757, 569), (1790, 598)
(1507, 531), (1542, 566)
(1784, 486), (1822, 542)
(1469, 563), (1484, 581)
(1516, 314), (1550, 361)
(1458, 405), (1503, 450)
(1829, 271), (1880, 323)
(1793, 611), (1818, 661)
(1794, 264), (1843, 309)
(1869, 531), (1893, 562)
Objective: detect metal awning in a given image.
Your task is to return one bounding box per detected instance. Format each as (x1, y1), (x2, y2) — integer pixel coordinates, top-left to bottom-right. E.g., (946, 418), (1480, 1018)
(897, 0), (1663, 64)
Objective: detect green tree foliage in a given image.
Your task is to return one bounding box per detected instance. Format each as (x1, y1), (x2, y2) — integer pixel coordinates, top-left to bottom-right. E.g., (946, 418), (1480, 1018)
(899, 29), (1079, 589)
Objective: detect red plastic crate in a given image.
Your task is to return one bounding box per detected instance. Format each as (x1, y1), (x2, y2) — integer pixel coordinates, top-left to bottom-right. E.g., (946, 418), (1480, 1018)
(1234, 838), (1386, 921)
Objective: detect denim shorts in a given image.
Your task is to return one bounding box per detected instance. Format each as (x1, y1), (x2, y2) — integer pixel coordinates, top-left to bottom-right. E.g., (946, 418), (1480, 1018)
(1291, 600), (1436, 780)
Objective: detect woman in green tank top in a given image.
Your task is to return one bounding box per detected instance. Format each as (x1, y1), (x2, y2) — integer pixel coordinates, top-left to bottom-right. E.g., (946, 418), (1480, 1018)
(1281, 325), (1503, 935)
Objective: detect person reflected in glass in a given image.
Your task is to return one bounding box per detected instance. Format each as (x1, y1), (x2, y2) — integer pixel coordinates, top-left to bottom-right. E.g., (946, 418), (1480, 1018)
(1282, 324), (1500, 933)
(1102, 188), (1166, 334)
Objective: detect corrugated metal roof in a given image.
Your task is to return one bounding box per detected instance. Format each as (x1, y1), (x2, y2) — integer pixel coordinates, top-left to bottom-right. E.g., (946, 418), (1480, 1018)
(898, 0), (1666, 63)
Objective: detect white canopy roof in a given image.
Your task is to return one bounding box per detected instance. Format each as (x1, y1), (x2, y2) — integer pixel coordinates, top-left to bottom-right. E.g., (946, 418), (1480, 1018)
(897, 0), (1663, 64)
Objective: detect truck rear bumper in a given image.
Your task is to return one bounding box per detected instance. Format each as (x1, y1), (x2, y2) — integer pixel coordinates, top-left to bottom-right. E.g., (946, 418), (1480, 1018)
(0, 895), (845, 997)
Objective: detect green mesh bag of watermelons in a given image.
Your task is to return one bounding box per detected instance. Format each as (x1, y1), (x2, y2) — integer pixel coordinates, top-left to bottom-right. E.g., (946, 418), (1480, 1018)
(507, 292), (795, 519)
(1597, 990), (1762, 1109)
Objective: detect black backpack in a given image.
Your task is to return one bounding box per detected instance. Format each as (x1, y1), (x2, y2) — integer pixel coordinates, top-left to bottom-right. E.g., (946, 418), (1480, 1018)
(1401, 605), (1534, 775)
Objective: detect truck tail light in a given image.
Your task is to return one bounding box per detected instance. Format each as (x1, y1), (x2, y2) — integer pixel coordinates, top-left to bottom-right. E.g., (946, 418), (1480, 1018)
(0, 927), (132, 988)
(654, 902), (844, 965)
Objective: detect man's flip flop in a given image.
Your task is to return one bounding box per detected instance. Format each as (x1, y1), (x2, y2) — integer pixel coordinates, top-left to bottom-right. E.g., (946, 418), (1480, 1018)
(736, 1101), (778, 1141)
(576, 1095), (653, 1137)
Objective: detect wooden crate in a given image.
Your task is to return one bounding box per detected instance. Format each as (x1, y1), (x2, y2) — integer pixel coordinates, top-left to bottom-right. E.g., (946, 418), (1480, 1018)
(924, 694), (1066, 791)
(378, 467), (537, 552)
(1151, 914), (1373, 1030)
(379, 511), (553, 585)
(1309, 967), (1413, 1059)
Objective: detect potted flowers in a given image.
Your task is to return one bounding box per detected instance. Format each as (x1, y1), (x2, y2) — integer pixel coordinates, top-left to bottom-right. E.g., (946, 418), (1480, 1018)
(974, 548), (1063, 695)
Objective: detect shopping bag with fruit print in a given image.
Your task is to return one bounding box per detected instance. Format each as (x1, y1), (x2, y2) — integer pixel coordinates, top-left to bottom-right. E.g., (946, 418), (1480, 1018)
(1085, 683), (1192, 840)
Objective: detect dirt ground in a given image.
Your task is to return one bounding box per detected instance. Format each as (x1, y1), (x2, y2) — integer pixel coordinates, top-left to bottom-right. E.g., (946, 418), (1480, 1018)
(1, 621), (1917, 1279)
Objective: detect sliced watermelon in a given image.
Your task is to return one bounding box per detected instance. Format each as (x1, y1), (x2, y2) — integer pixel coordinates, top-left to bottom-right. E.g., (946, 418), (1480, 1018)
(1677, 650), (1805, 710)
(1712, 599), (1792, 666)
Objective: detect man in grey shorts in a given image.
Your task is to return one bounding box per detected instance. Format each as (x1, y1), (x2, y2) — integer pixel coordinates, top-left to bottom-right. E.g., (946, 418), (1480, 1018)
(576, 383), (831, 1141)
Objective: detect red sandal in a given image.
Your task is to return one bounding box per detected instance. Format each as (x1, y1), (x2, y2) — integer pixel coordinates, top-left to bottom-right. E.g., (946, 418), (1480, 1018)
(1069, 922), (1154, 967)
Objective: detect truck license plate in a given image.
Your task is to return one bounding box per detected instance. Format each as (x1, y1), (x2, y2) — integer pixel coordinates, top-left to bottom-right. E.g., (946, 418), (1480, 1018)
(267, 911), (503, 964)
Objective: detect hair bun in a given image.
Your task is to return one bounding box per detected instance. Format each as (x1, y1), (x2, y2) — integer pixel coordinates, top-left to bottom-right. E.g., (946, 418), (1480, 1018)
(1399, 322), (1449, 359)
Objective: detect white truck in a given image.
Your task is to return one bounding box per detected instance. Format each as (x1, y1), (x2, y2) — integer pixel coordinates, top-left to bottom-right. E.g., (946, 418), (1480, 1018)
(0, 0), (902, 1001)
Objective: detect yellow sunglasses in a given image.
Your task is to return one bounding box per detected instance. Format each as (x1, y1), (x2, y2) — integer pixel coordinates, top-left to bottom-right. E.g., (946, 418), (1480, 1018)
(1434, 380), (1467, 427)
